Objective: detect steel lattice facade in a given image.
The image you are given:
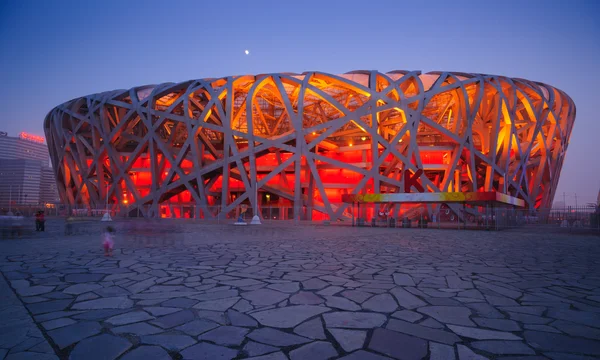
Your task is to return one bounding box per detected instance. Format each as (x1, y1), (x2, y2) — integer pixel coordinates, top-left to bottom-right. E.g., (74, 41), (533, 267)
(44, 70), (575, 219)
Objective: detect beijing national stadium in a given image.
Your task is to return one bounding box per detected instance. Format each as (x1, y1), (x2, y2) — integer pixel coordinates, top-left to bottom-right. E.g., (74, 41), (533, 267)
(44, 70), (575, 220)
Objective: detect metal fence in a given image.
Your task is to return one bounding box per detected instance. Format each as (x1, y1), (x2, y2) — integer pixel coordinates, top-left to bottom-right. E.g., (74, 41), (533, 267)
(5, 203), (597, 233)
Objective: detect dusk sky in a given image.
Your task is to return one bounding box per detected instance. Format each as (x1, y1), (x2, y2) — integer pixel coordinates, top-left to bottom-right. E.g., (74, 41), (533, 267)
(0, 0), (598, 205)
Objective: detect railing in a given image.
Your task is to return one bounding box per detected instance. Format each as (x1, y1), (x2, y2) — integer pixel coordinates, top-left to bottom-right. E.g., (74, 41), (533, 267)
(5, 203), (597, 233)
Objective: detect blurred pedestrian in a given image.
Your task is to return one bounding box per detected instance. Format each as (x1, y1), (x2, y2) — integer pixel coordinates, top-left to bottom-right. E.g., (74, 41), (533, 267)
(65, 216), (74, 235)
(35, 211), (42, 231)
(37, 211), (45, 231)
(102, 226), (115, 256)
(13, 212), (24, 237)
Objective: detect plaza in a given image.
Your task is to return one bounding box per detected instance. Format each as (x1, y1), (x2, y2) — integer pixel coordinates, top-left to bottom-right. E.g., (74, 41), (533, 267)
(1, 223), (599, 359)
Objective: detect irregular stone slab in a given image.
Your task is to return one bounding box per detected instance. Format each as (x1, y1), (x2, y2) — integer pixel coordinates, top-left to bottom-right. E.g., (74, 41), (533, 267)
(390, 287), (426, 309)
(368, 328), (427, 360)
(76, 292), (99, 302)
(222, 278), (264, 287)
(418, 306), (475, 326)
(485, 295), (519, 306)
(323, 311), (386, 329)
(393, 273), (416, 286)
(337, 350), (394, 359)
(72, 296), (133, 310)
(196, 310), (228, 325)
(507, 312), (551, 324)
(429, 342), (455, 360)
(73, 309), (128, 320)
(42, 317), (76, 330)
(47, 321), (101, 349)
(16, 286), (55, 297)
(466, 303), (504, 319)
(69, 334), (131, 360)
(362, 294), (398, 313)
(246, 352), (288, 360)
(121, 345), (171, 360)
(106, 311), (154, 325)
(242, 289), (289, 306)
(499, 306), (546, 316)
(10, 279), (30, 289)
(293, 318), (326, 340)
(112, 322), (163, 336)
(251, 305), (330, 328)
(551, 320), (600, 340)
(150, 310), (195, 329)
(457, 289), (484, 300)
(266, 282), (300, 293)
(0, 327), (29, 349)
(180, 342), (238, 360)
(35, 310), (84, 322)
(64, 274), (105, 283)
(421, 318), (445, 329)
(524, 324), (561, 333)
(473, 317), (521, 331)
(547, 309), (600, 328)
(94, 286), (130, 297)
(457, 344), (489, 359)
(193, 297), (239, 311)
(128, 278), (156, 294)
(27, 300), (71, 315)
(227, 309), (258, 327)
(386, 319), (461, 345)
(199, 326), (249, 346)
(391, 310), (423, 323)
(446, 276), (473, 289)
(317, 286), (344, 296)
(244, 341), (279, 357)
(175, 319), (219, 336)
(290, 291), (324, 305)
(543, 352), (596, 360)
(146, 285), (193, 293)
(141, 334), (197, 351)
(290, 341), (338, 360)
(144, 306), (179, 316)
(161, 298), (198, 308)
(233, 299), (253, 313)
(471, 340), (535, 355)
(325, 296), (361, 311)
(247, 328), (311, 347)
(447, 325), (521, 340)
(341, 290), (373, 304)
(190, 289), (239, 301)
(524, 331), (600, 355)
(475, 281), (521, 299)
(328, 328), (366, 352)
(302, 278), (329, 290)
(3, 352), (58, 360)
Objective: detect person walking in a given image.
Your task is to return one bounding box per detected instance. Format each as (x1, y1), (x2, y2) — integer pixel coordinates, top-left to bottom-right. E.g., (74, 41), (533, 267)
(38, 211), (45, 232)
(35, 211), (42, 231)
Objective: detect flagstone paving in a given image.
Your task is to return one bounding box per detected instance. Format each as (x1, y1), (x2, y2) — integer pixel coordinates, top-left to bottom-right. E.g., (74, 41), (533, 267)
(1, 222), (599, 359)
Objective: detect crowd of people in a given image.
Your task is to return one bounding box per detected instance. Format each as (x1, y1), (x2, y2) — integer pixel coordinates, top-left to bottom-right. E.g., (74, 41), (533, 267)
(0, 210), (45, 238)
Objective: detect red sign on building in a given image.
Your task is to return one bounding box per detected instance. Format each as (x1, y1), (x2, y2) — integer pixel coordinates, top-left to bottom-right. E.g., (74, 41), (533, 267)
(19, 132), (45, 143)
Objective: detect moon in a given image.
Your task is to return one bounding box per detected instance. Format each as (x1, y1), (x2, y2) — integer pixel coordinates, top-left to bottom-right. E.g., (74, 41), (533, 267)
(244, 50), (250, 55)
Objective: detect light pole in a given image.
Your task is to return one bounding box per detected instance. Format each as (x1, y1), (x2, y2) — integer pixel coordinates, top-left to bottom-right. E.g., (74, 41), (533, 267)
(101, 182), (112, 222)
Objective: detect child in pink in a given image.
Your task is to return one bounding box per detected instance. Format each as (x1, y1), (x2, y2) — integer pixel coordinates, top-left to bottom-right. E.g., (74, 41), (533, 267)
(102, 226), (115, 256)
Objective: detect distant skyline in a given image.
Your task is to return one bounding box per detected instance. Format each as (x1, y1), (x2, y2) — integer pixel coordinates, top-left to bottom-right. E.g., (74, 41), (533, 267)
(1, 0), (598, 205)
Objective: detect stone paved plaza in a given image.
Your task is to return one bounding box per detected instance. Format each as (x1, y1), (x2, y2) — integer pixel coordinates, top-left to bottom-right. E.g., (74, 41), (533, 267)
(1, 222), (600, 360)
